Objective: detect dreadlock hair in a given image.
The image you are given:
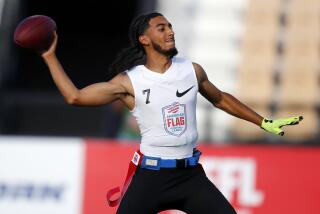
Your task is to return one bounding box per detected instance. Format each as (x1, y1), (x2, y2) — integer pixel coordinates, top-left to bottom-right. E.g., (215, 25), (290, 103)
(108, 12), (163, 78)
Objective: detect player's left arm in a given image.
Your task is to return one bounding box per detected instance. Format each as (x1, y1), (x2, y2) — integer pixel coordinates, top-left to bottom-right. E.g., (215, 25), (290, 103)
(193, 62), (303, 136)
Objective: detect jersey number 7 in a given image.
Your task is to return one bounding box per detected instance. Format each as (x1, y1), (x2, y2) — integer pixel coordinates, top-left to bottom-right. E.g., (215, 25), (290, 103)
(143, 89), (151, 104)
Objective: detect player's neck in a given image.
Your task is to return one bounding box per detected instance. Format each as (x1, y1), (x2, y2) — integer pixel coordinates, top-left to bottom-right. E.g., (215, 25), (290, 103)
(145, 53), (172, 74)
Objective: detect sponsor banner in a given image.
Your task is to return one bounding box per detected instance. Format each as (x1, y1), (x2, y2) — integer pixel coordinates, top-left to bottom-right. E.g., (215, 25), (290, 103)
(199, 145), (320, 214)
(83, 141), (320, 214)
(1, 137), (319, 214)
(0, 137), (84, 214)
(82, 140), (138, 214)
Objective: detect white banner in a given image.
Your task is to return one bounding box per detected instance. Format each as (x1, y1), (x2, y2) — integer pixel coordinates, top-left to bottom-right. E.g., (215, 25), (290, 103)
(0, 137), (84, 214)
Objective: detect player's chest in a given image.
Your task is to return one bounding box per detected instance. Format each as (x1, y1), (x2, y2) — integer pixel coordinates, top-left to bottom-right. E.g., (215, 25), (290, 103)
(135, 81), (197, 110)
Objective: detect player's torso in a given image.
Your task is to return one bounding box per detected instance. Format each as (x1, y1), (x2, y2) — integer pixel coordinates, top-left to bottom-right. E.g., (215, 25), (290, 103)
(127, 57), (199, 158)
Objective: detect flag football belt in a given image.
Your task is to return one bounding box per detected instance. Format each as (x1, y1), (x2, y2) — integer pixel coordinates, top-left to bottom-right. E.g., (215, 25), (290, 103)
(141, 150), (201, 170)
(106, 149), (202, 207)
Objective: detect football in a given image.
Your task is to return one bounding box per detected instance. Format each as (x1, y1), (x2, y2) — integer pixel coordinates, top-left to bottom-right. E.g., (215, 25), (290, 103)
(14, 15), (56, 52)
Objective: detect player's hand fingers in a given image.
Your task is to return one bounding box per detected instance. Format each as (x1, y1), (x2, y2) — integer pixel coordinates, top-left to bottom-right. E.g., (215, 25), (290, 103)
(279, 116), (303, 127)
(41, 31), (58, 58)
(275, 128), (284, 136)
(52, 31), (58, 44)
(50, 31), (58, 49)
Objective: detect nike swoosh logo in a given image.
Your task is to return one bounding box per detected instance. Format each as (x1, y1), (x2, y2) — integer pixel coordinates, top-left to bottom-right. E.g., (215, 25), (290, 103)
(176, 85), (195, 97)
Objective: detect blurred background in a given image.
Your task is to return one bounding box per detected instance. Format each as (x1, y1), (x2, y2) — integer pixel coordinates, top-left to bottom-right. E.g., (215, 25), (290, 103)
(0, 0), (319, 143)
(0, 0), (319, 214)
(0, 0), (320, 143)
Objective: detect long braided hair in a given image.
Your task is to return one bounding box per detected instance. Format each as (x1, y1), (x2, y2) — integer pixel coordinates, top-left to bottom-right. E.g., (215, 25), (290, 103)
(108, 12), (163, 78)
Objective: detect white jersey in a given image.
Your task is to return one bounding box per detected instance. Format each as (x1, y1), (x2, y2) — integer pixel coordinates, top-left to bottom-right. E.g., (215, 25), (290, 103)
(126, 57), (199, 159)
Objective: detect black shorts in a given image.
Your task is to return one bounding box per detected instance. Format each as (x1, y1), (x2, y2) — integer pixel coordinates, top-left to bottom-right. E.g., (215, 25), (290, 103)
(117, 164), (237, 214)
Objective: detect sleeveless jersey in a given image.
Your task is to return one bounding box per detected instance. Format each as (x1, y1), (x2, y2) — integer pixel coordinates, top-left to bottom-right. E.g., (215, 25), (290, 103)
(126, 57), (199, 159)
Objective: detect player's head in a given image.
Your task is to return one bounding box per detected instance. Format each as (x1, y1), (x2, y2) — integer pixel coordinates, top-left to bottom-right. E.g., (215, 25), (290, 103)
(108, 12), (177, 78)
(129, 13), (178, 58)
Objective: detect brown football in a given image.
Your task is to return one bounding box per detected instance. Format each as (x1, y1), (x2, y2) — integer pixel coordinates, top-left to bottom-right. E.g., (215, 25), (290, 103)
(14, 15), (56, 52)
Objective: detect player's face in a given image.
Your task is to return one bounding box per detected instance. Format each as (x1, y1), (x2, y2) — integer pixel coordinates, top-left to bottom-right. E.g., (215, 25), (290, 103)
(144, 16), (178, 57)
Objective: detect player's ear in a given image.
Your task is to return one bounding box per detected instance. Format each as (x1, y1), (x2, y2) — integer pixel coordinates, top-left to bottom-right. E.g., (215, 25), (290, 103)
(139, 35), (150, 46)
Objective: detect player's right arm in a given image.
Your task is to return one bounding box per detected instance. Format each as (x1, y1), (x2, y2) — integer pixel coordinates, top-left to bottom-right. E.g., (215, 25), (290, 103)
(41, 32), (130, 107)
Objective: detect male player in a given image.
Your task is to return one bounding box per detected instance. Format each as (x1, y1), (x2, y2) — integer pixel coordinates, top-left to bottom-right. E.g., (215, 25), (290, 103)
(41, 12), (302, 214)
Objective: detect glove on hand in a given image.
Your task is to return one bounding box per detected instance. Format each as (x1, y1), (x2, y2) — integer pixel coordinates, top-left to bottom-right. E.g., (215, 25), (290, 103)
(261, 116), (303, 136)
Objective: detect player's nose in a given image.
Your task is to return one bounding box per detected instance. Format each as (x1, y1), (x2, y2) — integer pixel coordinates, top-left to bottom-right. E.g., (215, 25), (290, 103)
(165, 25), (174, 36)
(168, 28), (174, 36)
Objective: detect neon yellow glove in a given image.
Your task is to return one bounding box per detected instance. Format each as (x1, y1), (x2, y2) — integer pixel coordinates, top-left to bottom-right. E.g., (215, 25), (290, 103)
(261, 116), (303, 136)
